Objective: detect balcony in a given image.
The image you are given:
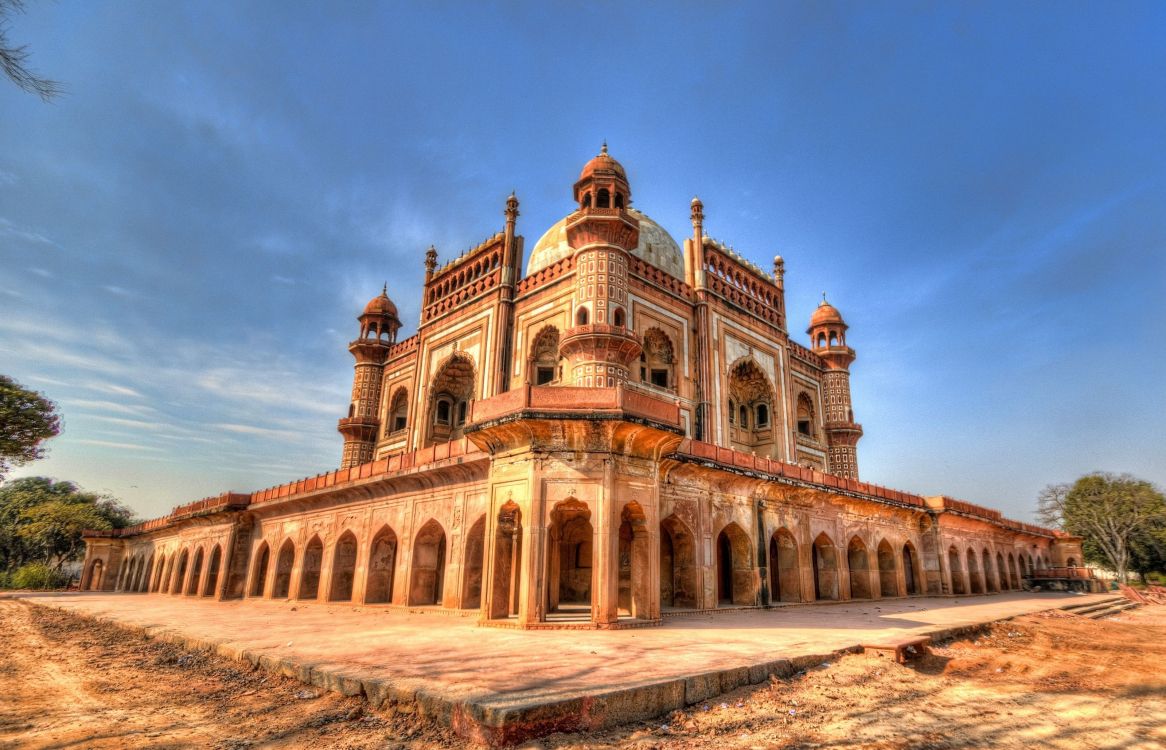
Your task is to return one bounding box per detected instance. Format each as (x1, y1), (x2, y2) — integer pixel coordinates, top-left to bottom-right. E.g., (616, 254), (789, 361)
(468, 384), (680, 430)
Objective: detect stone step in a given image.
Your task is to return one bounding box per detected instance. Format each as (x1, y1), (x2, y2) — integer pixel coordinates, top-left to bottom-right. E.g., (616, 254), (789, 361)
(1086, 601), (1140, 620)
(1062, 596), (1123, 614)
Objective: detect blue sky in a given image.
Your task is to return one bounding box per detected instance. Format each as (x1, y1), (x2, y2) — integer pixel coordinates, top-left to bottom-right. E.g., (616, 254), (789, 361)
(1, 2), (1163, 522)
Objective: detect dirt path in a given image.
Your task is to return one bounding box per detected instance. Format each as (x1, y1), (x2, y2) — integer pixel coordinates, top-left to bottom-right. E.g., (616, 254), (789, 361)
(1, 599), (1164, 749)
(0, 599), (457, 749)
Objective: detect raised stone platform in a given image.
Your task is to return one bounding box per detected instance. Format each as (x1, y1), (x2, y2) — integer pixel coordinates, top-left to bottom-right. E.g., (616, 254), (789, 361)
(14, 591), (1113, 746)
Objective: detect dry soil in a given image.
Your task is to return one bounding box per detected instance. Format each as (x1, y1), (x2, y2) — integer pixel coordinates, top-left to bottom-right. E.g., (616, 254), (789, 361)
(1, 599), (1163, 750)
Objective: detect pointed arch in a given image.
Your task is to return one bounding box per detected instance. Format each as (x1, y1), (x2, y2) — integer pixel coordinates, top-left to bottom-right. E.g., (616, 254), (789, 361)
(876, 538), (898, 597)
(847, 536), (872, 599)
(490, 502), (523, 619)
(812, 533), (840, 601)
(618, 501), (651, 618)
(727, 357), (775, 453)
(203, 544), (222, 597)
(967, 547), (983, 593)
(171, 548), (189, 594)
(140, 554), (154, 592)
(660, 513), (697, 609)
(151, 554), (166, 593)
(388, 387), (409, 434)
(329, 531), (359, 602)
(461, 515), (487, 609)
(86, 559), (104, 591)
(298, 535), (324, 600)
(365, 525), (398, 604)
(409, 519), (447, 606)
(716, 522), (754, 606)
(981, 548), (997, 592)
(186, 547), (204, 595)
(796, 392), (817, 438)
(426, 352), (476, 445)
(530, 325), (561, 386)
(273, 539), (295, 598)
(948, 546), (967, 594)
(641, 327), (675, 390)
(548, 499), (592, 611)
(902, 541), (920, 595)
(769, 527), (801, 603)
(996, 551), (1008, 590)
(249, 541), (270, 597)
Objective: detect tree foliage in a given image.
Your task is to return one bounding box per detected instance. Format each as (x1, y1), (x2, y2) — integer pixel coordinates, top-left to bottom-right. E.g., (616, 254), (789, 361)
(0, 0), (59, 100)
(0, 374), (60, 479)
(0, 477), (136, 575)
(1037, 472), (1166, 583)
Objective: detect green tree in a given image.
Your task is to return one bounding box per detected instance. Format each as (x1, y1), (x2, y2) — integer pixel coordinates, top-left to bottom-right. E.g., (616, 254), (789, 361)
(0, 0), (60, 100)
(0, 374), (60, 479)
(1037, 473), (1166, 584)
(0, 477), (135, 573)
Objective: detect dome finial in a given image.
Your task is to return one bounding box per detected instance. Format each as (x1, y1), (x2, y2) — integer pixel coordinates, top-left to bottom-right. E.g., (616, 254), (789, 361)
(600, 140), (608, 155)
(821, 291), (828, 306)
(382, 281), (388, 296)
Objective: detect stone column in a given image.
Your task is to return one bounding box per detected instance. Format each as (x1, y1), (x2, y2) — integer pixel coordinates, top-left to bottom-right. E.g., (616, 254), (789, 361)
(593, 458), (620, 626)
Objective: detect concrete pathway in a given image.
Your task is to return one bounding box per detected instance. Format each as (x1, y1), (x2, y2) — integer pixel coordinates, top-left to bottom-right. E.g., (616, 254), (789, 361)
(15, 591), (1114, 745)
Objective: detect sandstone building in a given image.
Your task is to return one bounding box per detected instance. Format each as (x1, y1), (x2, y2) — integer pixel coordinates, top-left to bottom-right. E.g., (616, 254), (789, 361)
(82, 148), (1083, 627)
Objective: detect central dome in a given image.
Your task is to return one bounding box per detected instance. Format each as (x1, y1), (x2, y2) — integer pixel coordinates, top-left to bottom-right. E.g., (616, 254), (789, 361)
(525, 208), (685, 279)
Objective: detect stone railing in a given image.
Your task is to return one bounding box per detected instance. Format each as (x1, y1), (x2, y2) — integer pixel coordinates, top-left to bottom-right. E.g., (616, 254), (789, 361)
(469, 384), (680, 428)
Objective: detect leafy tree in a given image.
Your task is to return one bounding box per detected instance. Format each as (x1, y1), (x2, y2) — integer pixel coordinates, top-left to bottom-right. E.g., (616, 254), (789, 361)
(1037, 473), (1166, 583)
(0, 374), (60, 479)
(0, 477), (135, 573)
(0, 0), (59, 100)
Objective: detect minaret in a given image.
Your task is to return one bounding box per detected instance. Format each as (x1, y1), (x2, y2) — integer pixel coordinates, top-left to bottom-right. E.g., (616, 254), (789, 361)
(808, 294), (863, 478)
(689, 196), (715, 441)
(557, 144), (642, 386)
(337, 285), (401, 468)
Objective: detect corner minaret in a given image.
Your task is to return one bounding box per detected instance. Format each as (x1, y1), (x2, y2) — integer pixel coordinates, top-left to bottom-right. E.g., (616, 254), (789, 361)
(338, 285), (401, 468)
(808, 294), (863, 479)
(557, 144), (642, 386)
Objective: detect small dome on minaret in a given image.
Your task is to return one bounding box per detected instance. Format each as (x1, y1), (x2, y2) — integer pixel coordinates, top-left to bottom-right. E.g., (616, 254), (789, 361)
(809, 294), (846, 330)
(363, 284), (399, 318)
(574, 142), (631, 209)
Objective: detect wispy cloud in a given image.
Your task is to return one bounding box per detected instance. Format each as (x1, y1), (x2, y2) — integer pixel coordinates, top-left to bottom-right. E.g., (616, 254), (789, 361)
(73, 439), (165, 452)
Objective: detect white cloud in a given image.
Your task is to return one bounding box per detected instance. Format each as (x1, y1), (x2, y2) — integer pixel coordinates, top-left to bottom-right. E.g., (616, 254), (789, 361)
(74, 439), (165, 452)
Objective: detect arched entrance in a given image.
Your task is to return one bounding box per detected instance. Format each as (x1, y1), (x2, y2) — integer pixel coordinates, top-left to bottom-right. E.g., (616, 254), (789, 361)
(329, 531), (358, 602)
(462, 516), (487, 610)
(186, 547), (204, 595)
(618, 502), (650, 618)
(203, 545), (221, 597)
(983, 549), (997, 593)
(150, 555), (166, 592)
(812, 533), (839, 601)
(250, 543), (270, 597)
(903, 543), (919, 595)
(140, 554), (154, 592)
(769, 528), (801, 603)
(298, 536), (324, 600)
(967, 548), (983, 593)
(273, 540), (295, 598)
(996, 552), (1007, 591)
(716, 522), (753, 606)
(1009, 553), (1020, 589)
(876, 539), (898, 597)
(409, 520), (446, 606)
(547, 500), (592, 613)
(171, 549), (189, 594)
(847, 537), (872, 599)
(659, 514), (697, 609)
(948, 547), (966, 595)
(490, 502), (522, 619)
(365, 525), (398, 604)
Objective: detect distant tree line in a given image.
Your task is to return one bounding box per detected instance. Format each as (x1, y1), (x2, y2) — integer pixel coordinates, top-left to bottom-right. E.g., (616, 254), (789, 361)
(1038, 472), (1166, 585)
(1, 374), (137, 588)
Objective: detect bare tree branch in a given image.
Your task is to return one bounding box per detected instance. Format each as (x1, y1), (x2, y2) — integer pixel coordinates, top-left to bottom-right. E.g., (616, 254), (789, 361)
(0, 0), (60, 101)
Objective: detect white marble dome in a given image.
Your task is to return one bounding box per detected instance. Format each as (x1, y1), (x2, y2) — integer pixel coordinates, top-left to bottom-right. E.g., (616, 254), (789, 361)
(525, 208), (685, 279)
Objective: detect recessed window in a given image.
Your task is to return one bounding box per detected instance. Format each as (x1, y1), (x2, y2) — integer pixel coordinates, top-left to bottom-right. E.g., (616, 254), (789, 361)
(756, 403), (769, 427)
(456, 400), (468, 426)
(798, 419), (811, 436)
(536, 366), (554, 385)
(436, 399), (451, 425)
(650, 369), (668, 388)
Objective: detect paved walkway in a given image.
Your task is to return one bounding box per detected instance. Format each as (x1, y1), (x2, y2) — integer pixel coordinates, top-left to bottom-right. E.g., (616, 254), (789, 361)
(15, 591), (1113, 745)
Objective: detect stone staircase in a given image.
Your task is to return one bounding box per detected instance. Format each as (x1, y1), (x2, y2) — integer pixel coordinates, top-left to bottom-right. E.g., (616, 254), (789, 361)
(1062, 595), (1139, 619)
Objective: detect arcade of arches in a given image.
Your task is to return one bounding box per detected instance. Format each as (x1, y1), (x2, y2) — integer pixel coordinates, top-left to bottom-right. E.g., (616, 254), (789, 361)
(80, 148), (1086, 627)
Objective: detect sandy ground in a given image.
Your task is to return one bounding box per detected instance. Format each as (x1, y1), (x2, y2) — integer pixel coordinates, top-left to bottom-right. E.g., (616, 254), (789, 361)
(1, 600), (1163, 750)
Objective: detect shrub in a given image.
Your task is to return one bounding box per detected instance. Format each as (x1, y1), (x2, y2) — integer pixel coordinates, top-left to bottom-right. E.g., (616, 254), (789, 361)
(10, 562), (68, 590)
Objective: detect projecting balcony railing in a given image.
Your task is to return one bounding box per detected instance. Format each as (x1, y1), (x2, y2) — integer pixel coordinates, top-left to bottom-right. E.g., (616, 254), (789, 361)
(468, 383), (680, 428)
